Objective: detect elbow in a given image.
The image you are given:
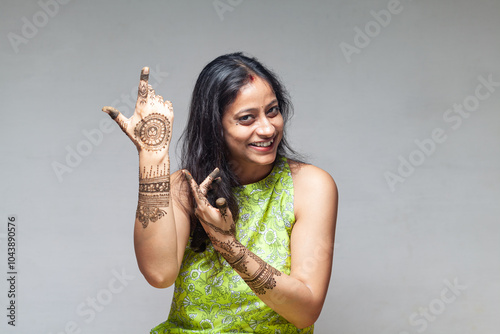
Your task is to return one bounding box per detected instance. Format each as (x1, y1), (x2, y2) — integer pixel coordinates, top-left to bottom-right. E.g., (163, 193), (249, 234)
(141, 268), (177, 289)
(290, 306), (321, 329)
(147, 276), (175, 289)
(293, 315), (319, 330)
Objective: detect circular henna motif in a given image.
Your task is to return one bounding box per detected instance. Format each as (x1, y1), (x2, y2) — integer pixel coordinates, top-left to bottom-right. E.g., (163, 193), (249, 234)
(134, 113), (170, 151)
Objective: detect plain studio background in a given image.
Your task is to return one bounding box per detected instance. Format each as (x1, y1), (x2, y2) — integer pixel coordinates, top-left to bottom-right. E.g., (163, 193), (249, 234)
(1, 0), (499, 333)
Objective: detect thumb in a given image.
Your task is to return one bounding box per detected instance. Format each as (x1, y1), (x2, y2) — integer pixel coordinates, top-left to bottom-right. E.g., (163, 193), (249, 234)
(102, 106), (130, 133)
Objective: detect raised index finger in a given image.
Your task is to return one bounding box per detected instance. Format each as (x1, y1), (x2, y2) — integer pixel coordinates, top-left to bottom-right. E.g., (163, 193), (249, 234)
(137, 67), (149, 106)
(183, 170), (205, 206)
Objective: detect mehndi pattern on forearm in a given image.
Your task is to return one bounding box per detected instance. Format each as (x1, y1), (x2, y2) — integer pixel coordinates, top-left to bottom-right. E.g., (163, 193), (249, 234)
(210, 238), (249, 273)
(211, 237), (281, 295)
(136, 205), (167, 229)
(140, 163), (169, 179)
(136, 163), (170, 228)
(243, 252), (282, 295)
(225, 243), (250, 274)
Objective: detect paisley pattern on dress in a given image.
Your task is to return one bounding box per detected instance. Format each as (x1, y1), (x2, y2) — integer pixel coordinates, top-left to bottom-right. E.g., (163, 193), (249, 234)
(151, 157), (313, 333)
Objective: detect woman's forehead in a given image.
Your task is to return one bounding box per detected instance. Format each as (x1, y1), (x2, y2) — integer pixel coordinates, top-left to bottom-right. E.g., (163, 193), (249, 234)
(226, 79), (276, 112)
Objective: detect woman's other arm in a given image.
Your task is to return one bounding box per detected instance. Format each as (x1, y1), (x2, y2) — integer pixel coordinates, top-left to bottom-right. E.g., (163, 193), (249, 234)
(184, 163), (338, 328)
(284, 162), (338, 327)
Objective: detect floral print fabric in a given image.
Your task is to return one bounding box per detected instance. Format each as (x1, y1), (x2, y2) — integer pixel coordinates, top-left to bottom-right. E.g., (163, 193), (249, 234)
(151, 157), (313, 333)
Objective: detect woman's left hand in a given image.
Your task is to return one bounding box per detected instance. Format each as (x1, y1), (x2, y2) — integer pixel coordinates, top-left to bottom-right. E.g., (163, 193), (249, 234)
(183, 169), (236, 243)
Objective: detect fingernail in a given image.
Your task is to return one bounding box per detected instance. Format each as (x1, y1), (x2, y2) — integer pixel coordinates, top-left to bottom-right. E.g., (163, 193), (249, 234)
(140, 67), (150, 80)
(215, 198), (227, 208)
(183, 170), (193, 181)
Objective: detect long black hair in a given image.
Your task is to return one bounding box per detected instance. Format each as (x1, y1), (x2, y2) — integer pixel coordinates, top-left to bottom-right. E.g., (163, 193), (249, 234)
(180, 52), (297, 252)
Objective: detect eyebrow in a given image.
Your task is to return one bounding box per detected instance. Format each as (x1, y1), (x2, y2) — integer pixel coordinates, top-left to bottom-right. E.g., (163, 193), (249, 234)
(234, 99), (278, 117)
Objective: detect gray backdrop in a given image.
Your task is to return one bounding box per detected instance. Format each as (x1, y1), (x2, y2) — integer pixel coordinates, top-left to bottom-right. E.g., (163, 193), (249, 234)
(1, 0), (499, 333)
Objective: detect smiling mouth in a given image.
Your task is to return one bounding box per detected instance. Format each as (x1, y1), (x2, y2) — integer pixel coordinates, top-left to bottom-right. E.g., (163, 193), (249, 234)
(250, 139), (274, 147)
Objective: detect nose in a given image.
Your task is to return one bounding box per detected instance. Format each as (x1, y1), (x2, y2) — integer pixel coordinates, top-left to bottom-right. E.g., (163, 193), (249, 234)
(256, 116), (275, 137)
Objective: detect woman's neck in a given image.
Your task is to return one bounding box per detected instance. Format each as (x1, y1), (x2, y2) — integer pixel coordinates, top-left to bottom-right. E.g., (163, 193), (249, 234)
(232, 161), (275, 185)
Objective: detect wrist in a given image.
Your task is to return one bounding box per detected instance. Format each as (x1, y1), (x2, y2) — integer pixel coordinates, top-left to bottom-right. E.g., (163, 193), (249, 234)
(225, 240), (246, 266)
(212, 237), (242, 259)
(138, 150), (170, 164)
(139, 152), (170, 178)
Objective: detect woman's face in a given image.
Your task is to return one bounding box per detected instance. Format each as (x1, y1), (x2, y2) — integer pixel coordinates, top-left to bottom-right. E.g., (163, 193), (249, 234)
(222, 76), (284, 182)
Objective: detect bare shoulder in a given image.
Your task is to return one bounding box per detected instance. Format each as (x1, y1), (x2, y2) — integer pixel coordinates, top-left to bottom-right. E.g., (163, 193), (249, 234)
(287, 160), (338, 220)
(288, 160), (337, 194)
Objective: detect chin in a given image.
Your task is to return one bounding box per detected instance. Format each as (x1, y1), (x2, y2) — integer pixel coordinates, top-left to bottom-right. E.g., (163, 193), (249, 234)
(252, 154), (278, 166)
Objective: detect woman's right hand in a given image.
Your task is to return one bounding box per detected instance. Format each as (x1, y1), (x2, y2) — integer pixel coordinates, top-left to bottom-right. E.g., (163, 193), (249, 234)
(102, 67), (174, 158)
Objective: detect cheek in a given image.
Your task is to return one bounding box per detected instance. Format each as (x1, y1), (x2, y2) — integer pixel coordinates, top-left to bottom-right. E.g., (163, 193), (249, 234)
(223, 128), (244, 150)
(222, 120), (235, 145)
(273, 116), (284, 134)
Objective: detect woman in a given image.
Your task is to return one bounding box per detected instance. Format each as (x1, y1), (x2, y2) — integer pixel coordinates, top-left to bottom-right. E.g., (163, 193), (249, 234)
(102, 53), (338, 333)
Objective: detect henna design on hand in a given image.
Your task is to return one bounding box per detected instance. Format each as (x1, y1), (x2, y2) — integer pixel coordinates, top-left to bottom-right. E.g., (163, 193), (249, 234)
(136, 164), (170, 228)
(102, 106), (129, 132)
(102, 67), (174, 146)
(134, 113), (170, 152)
(200, 197), (235, 235)
(137, 68), (149, 105)
(198, 168), (219, 206)
(138, 83), (148, 99)
(197, 192), (281, 295)
(148, 85), (156, 106)
(196, 214), (235, 236)
(183, 170), (203, 205)
(197, 189), (209, 206)
(207, 168), (220, 180)
(183, 169), (219, 207)
(102, 106), (119, 119)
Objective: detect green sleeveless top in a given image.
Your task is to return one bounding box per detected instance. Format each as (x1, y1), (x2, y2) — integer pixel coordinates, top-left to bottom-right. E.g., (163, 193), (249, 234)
(151, 157), (313, 333)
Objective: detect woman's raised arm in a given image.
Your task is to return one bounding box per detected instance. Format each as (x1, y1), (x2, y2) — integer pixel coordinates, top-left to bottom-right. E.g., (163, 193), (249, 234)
(102, 67), (191, 288)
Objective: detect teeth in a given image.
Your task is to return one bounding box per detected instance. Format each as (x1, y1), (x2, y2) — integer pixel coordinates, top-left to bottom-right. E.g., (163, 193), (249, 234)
(252, 140), (273, 147)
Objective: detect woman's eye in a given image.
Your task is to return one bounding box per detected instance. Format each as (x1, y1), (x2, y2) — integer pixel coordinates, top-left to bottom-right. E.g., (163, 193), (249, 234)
(267, 106), (280, 117)
(238, 115), (253, 123)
